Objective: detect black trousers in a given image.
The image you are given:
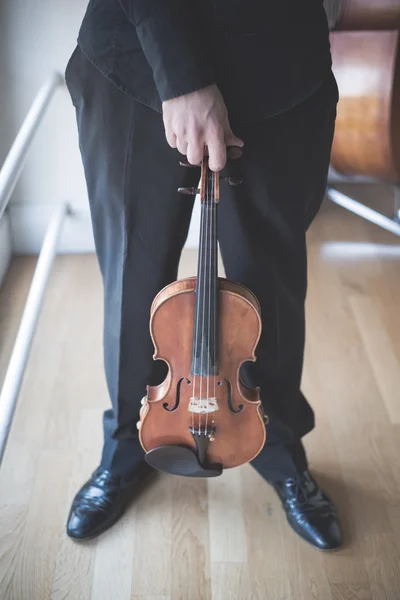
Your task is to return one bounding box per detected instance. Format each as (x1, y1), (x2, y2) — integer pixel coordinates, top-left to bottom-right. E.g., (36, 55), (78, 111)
(65, 46), (338, 482)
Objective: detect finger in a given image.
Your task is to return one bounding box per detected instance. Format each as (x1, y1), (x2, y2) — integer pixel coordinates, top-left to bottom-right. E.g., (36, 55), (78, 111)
(176, 138), (188, 156)
(207, 133), (226, 172)
(225, 132), (244, 148)
(165, 130), (177, 148)
(187, 141), (204, 166)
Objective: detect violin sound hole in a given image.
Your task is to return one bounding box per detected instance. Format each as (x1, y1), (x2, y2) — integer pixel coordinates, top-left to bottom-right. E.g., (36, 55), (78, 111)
(163, 377), (191, 412)
(218, 378), (244, 414)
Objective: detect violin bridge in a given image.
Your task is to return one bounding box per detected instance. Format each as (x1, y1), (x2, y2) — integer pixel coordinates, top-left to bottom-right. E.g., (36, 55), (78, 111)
(188, 397), (219, 414)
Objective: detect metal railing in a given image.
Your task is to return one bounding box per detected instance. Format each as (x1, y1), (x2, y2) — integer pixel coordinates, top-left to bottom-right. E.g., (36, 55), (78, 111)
(326, 186), (400, 237)
(0, 73), (68, 465)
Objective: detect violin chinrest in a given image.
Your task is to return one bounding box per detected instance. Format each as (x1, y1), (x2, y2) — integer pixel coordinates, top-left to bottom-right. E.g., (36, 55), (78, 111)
(144, 445), (223, 478)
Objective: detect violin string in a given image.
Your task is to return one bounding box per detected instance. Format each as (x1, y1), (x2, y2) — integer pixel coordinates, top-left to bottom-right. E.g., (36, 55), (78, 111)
(205, 163), (212, 435)
(199, 161), (209, 436)
(206, 167), (213, 437)
(201, 166), (206, 437)
(204, 167), (209, 437)
(209, 170), (216, 434)
(197, 162), (207, 434)
(192, 169), (203, 434)
(212, 168), (216, 434)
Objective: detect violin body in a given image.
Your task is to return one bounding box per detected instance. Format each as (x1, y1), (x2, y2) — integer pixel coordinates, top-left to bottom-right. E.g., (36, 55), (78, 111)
(139, 276), (266, 470)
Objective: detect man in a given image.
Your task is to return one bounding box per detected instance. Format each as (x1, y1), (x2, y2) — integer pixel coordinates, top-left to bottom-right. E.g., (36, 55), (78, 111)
(65, 0), (340, 550)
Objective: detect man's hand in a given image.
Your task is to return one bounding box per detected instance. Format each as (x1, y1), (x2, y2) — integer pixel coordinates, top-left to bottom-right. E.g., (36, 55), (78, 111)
(162, 84), (244, 172)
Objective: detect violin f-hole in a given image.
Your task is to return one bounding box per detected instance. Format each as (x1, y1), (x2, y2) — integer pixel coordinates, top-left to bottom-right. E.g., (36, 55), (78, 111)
(163, 377), (191, 412)
(218, 378), (244, 413)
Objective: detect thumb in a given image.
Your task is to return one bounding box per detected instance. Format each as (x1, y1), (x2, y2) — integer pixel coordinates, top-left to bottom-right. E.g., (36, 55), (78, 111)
(224, 128), (244, 148)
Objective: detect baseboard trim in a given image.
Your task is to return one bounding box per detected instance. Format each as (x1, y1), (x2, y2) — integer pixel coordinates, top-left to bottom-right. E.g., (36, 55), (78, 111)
(10, 204), (95, 255)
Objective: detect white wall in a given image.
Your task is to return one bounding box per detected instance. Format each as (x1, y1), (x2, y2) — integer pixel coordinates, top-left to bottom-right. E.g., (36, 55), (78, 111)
(0, 0), (200, 256)
(0, 1), (88, 251)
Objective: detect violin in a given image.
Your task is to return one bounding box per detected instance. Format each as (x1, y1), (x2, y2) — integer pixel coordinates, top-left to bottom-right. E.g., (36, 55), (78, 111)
(137, 150), (267, 478)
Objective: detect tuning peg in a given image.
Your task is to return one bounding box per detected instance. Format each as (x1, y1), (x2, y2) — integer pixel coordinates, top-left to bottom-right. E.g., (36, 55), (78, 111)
(221, 175), (243, 186)
(227, 146), (243, 160)
(179, 159), (200, 168)
(178, 187), (200, 195)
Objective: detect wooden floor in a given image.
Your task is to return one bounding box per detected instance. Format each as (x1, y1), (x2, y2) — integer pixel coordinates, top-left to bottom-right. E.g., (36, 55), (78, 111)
(0, 192), (400, 600)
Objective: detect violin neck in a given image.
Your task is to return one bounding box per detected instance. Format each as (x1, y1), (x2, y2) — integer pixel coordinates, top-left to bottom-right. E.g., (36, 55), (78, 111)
(191, 165), (219, 377)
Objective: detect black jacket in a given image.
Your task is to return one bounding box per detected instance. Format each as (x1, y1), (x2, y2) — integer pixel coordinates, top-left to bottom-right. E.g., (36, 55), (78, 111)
(77, 0), (332, 123)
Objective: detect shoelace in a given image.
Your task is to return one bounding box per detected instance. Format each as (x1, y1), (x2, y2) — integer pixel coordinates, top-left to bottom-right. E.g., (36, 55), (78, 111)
(77, 493), (116, 512)
(282, 473), (332, 514)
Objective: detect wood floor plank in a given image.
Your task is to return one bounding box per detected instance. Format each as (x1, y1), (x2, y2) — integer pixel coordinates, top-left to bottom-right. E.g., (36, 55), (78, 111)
(208, 467), (247, 563)
(241, 465), (292, 600)
(0, 257), (88, 600)
(306, 250), (395, 539)
(386, 504), (400, 555)
(330, 583), (374, 600)
(131, 596), (170, 600)
(91, 509), (135, 600)
(0, 499), (28, 600)
(349, 295), (400, 424)
(280, 527), (333, 600)
(211, 563), (252, 600)
(131, 474), (172, 597)
(304, 326), (374, 600)
(6, 451), (71, 600)
(50, 409), (101, 600)
(171, 476), (211, 600)
(0, 257), (36, 385)
(363, 533), (400, 600)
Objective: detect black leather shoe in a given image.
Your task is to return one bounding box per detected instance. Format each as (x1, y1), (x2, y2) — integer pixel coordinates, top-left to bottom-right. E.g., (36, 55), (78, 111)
(66, 462), (155, 540)
(272, 470), (341, 550)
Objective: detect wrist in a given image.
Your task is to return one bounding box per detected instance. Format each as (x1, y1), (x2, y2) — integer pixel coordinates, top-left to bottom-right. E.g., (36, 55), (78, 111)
(162, 83), (218, 107)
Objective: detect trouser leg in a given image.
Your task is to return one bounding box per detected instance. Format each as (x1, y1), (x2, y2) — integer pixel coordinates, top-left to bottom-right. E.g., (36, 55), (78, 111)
(66, 47), (200, 476)
(218, 72), (338, 481)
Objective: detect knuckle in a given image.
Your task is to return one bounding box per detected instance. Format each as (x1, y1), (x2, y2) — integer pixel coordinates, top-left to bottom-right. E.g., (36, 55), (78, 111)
(176, 129), (186, 143)
(187, 127), (202, 146)
(208, 117), (224, 133)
